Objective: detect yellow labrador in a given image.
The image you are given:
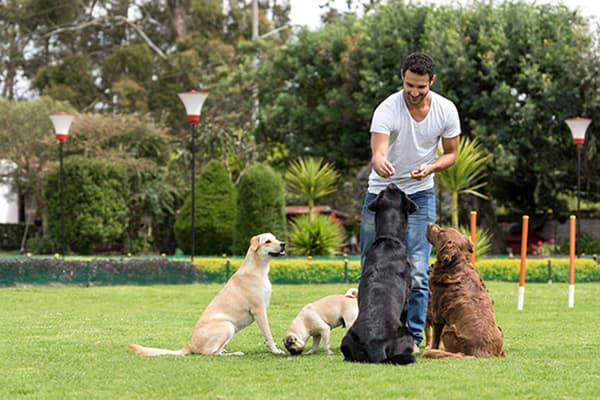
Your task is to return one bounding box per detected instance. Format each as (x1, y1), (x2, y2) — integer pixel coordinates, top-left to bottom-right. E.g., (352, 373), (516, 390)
(128, 233), (286, 356)
(283, 288), (358, 355)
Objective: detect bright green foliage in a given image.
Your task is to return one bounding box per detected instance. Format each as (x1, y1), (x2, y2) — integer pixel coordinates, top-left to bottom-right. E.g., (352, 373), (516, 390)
(257, 19), (371, 170)
(42, 156), (129, 254)
(285, 157), (340, 216)
(195, 256), (600, 284)
(436, 137), (492, 228)
(197, 257), (361, 284)
(63, 113), (181, 253)
(233, 163), (287, 255)
(174, 160), (237, 256)
(288, 214), (344, 256)
(457, 225), (492, 259)
(561, 232), (600, 256)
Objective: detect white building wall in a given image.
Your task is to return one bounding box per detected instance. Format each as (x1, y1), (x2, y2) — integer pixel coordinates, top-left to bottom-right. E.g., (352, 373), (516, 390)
(0, 160), (19, 223)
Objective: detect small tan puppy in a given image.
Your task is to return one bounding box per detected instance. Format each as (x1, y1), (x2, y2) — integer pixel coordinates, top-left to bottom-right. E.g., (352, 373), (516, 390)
(129, 233), (286, 356)
(283, 288), (358, 355)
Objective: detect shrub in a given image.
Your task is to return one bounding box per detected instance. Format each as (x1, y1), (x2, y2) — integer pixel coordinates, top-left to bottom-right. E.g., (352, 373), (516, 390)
(0, 223), (41, 251)
(232, 163), (287, 255)
(42, 156), (129, 254)
(174, 160), (237, 255)
(196, 257), (599, 284)
(196, 257), (360, 284)
(288, 214), (345, 256)
(26, 237), (57, 254)
(560, 233), (600, 256)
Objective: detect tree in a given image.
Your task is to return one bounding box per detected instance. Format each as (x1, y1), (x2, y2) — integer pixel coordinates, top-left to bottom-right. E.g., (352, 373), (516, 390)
(60, 113), (181, 253)
(233, 162), (287, 255)
(256, 19), (370, 170)
(0, 96), (74, 230)
(42, 156), (129, 254)
(436, 137), (492, 229)
(174, 160), (237, 255)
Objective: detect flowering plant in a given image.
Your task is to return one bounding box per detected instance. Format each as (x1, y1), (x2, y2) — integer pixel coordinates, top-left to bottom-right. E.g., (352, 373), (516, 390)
(530, 239), (557, 256)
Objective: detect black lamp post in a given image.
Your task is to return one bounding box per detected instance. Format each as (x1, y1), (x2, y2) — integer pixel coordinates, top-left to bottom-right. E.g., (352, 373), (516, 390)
(565, 117), (592, 257)
(177, 90), (209, 262)
(49, 112), (74, 257)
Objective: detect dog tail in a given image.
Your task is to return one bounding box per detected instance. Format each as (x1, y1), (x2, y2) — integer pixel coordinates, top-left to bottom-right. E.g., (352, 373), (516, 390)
(128, 344), (190, 357)
(422, 349), (471, 359)
(344, 288), (358, 298)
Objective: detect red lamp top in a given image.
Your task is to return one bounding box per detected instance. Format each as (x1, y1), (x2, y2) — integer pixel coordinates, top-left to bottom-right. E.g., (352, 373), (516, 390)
(177, 90), (209, 123)
(565, 117), (592, 146)
(50, 112), (75, 143)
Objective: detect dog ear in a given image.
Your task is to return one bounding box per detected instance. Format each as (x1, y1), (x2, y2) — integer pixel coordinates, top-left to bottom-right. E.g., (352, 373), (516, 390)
(367, 192), (383, 211)
(466, 236), (474, 254)
(403, 195), (418, 214)
(250, 235), (260, 251)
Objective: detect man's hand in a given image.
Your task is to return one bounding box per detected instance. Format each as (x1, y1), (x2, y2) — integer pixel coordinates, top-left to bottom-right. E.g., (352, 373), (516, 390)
(372, 157), (396, 178)
(410, 164), (433, 180)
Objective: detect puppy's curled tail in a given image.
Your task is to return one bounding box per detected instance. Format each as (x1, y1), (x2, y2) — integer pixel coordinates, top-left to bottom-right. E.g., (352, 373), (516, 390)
(344, 288), (358, 298)
(422, 349), (471, 359)
(128, 344), (190, 357)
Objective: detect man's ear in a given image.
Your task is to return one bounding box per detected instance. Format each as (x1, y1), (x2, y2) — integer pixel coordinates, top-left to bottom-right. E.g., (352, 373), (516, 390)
(430, 74), (436, 86)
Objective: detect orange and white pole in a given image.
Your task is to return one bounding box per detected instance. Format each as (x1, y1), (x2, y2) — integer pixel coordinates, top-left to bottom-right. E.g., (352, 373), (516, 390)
(568, 215), (576, 308)
(470, 211), (477, 266)
(517, 215), (529, 311)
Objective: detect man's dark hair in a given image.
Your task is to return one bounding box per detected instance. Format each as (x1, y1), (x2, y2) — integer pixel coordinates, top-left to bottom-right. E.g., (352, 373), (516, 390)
(401, 52), (435, 80)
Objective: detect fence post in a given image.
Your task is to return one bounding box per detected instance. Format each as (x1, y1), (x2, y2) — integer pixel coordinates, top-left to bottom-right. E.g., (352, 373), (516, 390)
(225, 257), (231, 282)
(343, 253), (348, 284)
(470, 211), (477, 266)
(547, 259), (552, 284)
(517, 215), (529, 311)
(568, 215), (576, 308)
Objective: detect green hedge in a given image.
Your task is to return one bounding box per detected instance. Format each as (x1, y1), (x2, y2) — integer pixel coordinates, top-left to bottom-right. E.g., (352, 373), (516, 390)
(474, 257), (600, 283)
(195, 257), (600, 284)
(197, 258), (360, 284)
(1, 256), (597, 286)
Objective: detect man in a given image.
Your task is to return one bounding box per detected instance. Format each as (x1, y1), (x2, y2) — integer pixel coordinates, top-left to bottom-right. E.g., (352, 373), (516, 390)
(359, 52), (460, 352)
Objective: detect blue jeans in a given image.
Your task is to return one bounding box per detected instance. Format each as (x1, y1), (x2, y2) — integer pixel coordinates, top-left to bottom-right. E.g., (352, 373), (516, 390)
(359, 188), (435, 346)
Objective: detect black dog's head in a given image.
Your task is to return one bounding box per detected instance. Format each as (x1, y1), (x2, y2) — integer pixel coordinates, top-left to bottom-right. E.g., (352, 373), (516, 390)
(368, 184), (417, 238)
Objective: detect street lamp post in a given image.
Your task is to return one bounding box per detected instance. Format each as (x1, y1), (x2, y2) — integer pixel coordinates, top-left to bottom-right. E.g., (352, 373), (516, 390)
(49, 112), (74, 257)
(177, 90), (209, 262)
(565, 117), (592, 257)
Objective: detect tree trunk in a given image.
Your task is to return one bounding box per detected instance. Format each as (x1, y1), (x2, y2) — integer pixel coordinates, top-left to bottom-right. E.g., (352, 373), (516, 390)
(451, 191), (459, 229)
(167, 0), (187, 42)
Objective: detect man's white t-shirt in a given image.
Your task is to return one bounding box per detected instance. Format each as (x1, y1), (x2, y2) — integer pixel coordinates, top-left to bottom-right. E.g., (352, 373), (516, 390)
(368, 90), (461, 195)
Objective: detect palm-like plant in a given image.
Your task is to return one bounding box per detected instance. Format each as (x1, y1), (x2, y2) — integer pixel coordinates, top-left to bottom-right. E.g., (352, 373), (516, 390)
(458, 225), (492, 259)
(285, 157), (340, 219)
(288, 213), (345, 256)
(436, 137), (492, 228)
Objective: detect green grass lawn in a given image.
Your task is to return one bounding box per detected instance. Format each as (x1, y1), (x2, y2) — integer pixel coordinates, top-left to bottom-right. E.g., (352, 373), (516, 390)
(1, 282), (599, 399)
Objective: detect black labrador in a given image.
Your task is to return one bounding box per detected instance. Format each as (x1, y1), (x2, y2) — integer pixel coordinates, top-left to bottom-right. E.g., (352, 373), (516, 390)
(341, 183), (417, 365)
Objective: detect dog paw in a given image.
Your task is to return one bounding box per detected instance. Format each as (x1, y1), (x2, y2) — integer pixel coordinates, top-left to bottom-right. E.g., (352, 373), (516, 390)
(271, 347), (285, 355)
